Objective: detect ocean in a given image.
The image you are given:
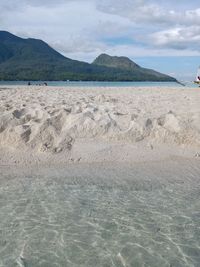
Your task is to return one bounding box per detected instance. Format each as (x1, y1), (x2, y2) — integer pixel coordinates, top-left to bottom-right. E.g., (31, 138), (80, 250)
(0, 81), (197, 87)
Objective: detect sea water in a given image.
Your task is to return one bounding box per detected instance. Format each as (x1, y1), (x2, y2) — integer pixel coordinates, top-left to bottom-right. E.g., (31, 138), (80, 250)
(0, 160), (199, 266)
(0, 81), (197, 88)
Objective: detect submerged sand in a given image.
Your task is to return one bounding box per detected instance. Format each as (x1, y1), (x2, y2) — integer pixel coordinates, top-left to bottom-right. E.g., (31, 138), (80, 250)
(0, 159), (200, 266)
(0, 85), (200, 165)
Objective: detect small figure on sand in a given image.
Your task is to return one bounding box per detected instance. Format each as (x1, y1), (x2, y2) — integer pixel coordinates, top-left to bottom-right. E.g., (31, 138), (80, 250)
(28, 82), (31, 86)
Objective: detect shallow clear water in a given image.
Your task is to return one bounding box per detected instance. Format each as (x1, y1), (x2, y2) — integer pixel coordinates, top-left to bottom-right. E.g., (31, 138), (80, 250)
(0, 81), (194, 88)
(0, 160), (200, 266)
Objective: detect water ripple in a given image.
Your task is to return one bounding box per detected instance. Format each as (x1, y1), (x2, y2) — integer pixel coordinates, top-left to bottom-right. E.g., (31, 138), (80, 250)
(0, 160), (200, 266)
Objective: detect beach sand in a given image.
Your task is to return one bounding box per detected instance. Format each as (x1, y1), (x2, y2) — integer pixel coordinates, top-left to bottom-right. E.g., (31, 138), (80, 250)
(0, 85), (200, 266)
(0, 85), (200, 165)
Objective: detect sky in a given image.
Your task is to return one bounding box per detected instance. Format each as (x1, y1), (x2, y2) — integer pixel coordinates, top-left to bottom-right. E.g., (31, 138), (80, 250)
(0, 0), (200, 80)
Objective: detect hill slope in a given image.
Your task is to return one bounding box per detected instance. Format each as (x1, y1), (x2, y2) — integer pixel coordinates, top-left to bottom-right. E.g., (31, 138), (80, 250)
(93, 54), (173, 81)
(0, 31), (176, 82)
(93, 53), (140, 70)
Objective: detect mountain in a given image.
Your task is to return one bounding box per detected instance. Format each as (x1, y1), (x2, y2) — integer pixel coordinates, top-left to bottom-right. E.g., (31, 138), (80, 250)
(93, 53), (174, 81)
(0, 31), (177, 82)
(93, 53), (140, 70)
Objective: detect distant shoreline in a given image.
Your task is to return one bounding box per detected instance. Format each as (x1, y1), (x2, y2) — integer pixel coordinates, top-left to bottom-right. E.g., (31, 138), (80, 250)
(0, 81), (195, 87)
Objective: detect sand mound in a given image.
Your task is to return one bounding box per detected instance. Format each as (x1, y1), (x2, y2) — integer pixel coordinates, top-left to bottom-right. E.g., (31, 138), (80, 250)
(1, 103), (200, 154)
(0, 86), (200, 158)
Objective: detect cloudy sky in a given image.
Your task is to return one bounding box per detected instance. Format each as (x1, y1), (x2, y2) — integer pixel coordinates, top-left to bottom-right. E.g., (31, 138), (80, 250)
(1, 0), (200, 80)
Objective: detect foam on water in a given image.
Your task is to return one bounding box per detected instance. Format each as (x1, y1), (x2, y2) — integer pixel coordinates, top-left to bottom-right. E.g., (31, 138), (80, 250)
(0, 160), (200, 266)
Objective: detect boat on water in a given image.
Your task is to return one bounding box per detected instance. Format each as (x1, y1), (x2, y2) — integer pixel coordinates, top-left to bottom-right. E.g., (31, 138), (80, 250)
(194, 66), (200, 86)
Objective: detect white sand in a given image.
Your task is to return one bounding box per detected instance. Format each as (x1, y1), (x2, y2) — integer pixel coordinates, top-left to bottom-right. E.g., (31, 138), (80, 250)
(0, 85), (200, 165)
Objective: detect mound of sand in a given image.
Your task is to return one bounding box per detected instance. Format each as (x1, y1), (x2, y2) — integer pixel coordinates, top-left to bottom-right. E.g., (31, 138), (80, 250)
(0, 86), (200, 164)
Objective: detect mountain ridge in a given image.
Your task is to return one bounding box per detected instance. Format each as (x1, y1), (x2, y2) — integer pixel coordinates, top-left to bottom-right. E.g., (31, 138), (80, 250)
(0, 31), (177, 82)
(93, 53), (140, 70)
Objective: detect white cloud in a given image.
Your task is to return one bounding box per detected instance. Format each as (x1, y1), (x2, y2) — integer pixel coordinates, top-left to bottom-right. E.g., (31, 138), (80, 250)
(149, 26), (200, 50)
(1, 0), (200, 60)
(97, 0), (200, 27)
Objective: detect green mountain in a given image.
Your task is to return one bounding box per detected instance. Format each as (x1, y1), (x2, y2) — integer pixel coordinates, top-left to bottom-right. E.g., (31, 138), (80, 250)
(0, 31), (177, 82)
(93, 53), (173, 81)
(93, 53), (140, 70)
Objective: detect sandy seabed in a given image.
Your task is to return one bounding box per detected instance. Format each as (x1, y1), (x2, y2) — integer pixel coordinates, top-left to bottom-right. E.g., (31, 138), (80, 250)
(0, 160), (200, 267)
(0, 86), (200, 266)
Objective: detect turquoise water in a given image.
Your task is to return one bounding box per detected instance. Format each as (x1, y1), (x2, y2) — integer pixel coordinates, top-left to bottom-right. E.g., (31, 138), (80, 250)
(0, 81), (196, 87)
(0, 160), (200, 267)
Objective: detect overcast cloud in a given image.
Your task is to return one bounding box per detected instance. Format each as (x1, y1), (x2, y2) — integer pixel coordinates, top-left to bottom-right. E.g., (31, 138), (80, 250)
(0, 0), (200, 63)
